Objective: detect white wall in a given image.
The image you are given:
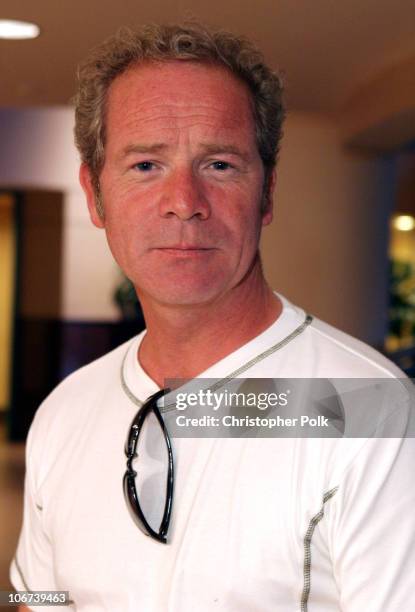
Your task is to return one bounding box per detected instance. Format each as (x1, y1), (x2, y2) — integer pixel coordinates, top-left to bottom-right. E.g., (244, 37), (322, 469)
(261, 112), (395, 346)
(0, 107), (395, 344)
(0, 107), (119, 320)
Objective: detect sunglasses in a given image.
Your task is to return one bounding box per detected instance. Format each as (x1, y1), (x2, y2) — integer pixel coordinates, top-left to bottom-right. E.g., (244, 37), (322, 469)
(123, 388), (174, 543)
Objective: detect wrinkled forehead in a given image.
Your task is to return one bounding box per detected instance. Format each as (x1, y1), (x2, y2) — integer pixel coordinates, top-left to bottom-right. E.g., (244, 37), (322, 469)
(104, 60), (257, 142)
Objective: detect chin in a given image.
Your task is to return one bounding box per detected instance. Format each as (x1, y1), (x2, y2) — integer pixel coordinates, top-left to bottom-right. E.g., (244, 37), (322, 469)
(138, 280), (230, 308)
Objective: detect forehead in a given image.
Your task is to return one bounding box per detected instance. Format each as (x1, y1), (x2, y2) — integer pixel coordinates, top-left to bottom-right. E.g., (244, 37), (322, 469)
(104, 60), (256, 143)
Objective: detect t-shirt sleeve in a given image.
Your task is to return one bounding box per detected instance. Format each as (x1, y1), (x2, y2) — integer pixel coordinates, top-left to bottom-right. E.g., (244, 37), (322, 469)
(9, 415), (59, 609)
(325, 434), (415, 610)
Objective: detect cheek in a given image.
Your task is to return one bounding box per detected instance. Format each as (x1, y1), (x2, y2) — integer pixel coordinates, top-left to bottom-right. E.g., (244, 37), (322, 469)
(101, 180), (146, 220)
(206, 180), (263, 222)
(101, 183), (156, 253)
(103, 224), (131, 270)
(217, 199), (263, 246)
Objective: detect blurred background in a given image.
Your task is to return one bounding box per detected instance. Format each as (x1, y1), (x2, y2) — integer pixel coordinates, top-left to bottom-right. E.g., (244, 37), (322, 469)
(1, 0), (415, 603)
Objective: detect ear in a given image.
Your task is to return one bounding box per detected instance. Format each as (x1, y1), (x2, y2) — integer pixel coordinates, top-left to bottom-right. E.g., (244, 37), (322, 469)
(261, 169), (276, 227)
(79, 163), (105, 228)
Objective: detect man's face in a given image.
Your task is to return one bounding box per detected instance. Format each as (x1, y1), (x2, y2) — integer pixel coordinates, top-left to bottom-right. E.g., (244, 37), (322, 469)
(82, 60), (274, 307)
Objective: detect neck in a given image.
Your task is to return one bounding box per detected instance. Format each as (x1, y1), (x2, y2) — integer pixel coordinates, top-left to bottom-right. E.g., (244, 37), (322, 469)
(135, 260), (282, 387)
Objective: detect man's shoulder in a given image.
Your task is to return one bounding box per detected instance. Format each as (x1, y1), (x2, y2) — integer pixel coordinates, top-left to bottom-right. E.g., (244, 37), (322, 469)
(59, 335), (136, 391)
(307, 316), (403, 378)
(274, 293), (403, 378)
(32, 335), (138, 431)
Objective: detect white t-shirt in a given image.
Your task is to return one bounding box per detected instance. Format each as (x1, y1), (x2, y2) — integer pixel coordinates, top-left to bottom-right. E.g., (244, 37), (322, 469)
(10, 295), (415, 611)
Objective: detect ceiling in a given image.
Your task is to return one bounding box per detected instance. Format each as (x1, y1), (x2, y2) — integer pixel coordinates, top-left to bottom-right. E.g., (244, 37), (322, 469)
(0, 0), (415, 114)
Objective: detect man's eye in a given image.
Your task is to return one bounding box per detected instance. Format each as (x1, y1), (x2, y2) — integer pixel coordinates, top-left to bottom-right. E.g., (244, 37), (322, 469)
(134, 161), (155, 172)
(211, 161), (231, 171)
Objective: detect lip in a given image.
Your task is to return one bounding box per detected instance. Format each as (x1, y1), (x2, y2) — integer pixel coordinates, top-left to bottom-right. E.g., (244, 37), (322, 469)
(153, 246), (216, 257)
(154, 244), (215, 250)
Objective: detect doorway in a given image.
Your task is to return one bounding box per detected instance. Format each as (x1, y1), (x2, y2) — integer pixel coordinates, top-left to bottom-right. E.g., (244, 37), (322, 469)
(2, 190), (64, 441)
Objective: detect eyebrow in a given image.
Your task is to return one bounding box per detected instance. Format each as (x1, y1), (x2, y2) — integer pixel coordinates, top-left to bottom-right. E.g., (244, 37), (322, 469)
(199, 143), (250, 161)
(119, 143), (167, 159)
(119, 142), (251, 161)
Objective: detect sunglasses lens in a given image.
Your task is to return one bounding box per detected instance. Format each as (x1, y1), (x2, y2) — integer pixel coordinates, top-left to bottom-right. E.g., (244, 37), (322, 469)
(132, 409), (170, 533)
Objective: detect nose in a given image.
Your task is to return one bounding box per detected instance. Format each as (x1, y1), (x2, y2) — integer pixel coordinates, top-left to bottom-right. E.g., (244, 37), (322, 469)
(158, 166), (210, 221)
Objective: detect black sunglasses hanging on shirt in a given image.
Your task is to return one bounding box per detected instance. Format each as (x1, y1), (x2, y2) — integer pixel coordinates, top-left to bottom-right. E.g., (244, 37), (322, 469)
(123, 388), (174, 544)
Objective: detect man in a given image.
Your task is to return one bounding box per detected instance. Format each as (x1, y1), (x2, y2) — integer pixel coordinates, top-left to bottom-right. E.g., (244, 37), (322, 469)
(11, 23), (415, 611)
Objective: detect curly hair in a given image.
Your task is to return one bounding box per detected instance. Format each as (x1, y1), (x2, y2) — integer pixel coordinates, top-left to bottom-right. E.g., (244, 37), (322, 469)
(74, 22), (285, 215)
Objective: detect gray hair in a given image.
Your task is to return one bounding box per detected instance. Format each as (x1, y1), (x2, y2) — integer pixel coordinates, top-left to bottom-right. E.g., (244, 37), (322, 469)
(74, 22), (285, 215)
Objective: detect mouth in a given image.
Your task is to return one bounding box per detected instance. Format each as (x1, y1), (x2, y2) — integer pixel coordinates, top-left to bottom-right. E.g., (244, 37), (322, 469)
(153, 246), (216, 257)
